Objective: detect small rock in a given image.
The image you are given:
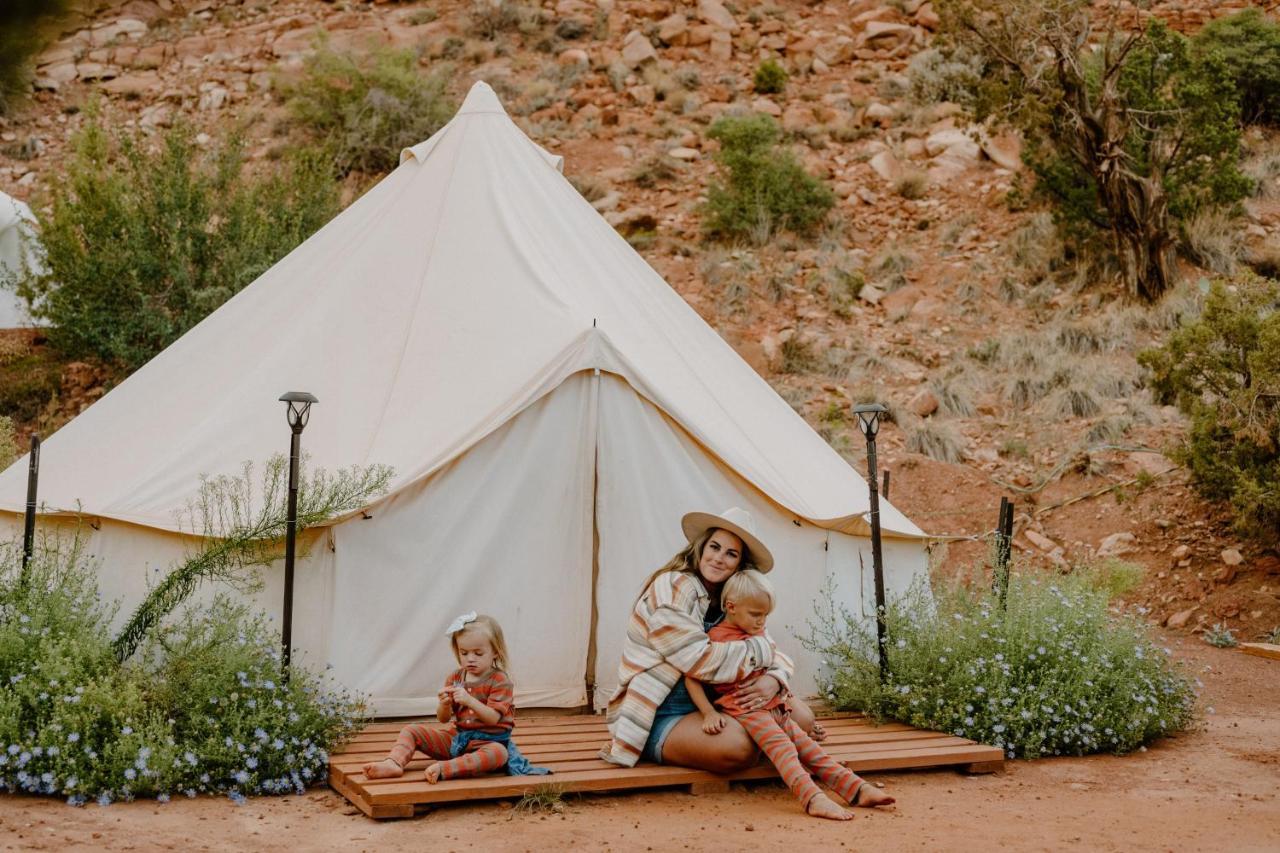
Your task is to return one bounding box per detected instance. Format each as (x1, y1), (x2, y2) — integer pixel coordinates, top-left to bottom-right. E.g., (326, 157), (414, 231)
(1166, 607), (1196, 629)
(859, 283), (885, 305)
(558, 48), (589, 66)
(1097, 532), (1136, 558)
(925, 128), (981, 161)
(857, 21), (917, 52)
(1221, 548), (1243, 566)
(1024, 530), (1057, 552)
(667, 146), (699, 161)
(908, 388), (939, 418)
(591, 190), (622, 213)
(751, 97), (782, 117)
(869, 150), (903, 182)
(1171, 544), (1190, 560)
(979, 131), (1022, 170)
(864, 102), (894, 124)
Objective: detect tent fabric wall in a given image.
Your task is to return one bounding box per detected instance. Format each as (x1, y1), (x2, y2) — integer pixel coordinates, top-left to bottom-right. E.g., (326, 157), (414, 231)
(591, 373), (928, 708)
(323, 372), (596, 717)
(0, 190), (43, 329)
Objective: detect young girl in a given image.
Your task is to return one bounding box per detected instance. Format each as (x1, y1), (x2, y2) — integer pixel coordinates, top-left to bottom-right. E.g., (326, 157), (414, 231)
(362, 612), (549, 783)
(684, 570), (895, 820)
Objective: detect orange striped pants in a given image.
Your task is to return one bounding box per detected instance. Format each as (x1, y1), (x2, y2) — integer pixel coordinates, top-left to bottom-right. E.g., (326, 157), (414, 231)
(387, 725), (508, 780)
(737, 708), (864, 810)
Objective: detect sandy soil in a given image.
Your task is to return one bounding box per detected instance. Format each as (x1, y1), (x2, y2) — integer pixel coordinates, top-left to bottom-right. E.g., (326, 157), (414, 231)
(2, 634), (1277, 853)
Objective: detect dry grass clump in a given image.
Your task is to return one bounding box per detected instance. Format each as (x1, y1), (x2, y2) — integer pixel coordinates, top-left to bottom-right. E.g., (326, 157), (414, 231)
(1242, 135), (1280, 200)
(1181, 207), (1243, 274)
(906, 419), (967, 463)
(984, 323), (1143, 416)
(931, 373), (976, 417)
(1007, 211), (1062, 281)
(629, 152), (687, 188)
(1048, 384), (1102, 418)
(780, 334), (820, 374)
(0, 414), (16, 467)
(468, 0), (539, 40)
(568, 174), (608, 204)
(893, 170), (929, 200)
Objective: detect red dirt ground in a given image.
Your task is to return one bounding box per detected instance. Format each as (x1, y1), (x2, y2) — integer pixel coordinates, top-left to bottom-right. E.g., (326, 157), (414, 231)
(1, 634), (1276, 852)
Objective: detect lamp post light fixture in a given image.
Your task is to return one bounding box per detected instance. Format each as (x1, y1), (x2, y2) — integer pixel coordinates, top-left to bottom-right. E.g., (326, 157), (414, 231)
(852, 402), (889, 681)
(278, 391), (317, 677)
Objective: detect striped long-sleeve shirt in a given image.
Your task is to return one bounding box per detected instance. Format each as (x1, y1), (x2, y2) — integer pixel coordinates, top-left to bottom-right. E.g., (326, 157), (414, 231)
(602, 570), (794, 767)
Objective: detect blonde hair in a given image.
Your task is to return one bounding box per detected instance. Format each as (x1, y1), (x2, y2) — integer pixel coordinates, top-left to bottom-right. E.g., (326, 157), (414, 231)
(635, 527), (762, 603)
(450, 614), (510, 672)
(722, 569), (775, 612)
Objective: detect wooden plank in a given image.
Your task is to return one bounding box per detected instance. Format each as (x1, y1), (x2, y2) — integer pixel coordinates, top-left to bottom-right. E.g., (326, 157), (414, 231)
(330, 715), (1004, 816)
(1240, 643), (1280, 661)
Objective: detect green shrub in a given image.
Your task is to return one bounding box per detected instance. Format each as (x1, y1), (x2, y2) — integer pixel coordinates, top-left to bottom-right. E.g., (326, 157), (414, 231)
(0, 355), (58, 422)
(1202, 622), (1238, 649)
(1194, 8), (1280, 126)
(1139, 274), (1280, 544)
(13, 110), (338, 373)
(805, 571), (1197, 758)
(281, 39), (456, 176)
(702, 114), (835, 243)
(752, 60), (788, 95)
(0, 1), (72, 115)
(0, 532), (365, 805)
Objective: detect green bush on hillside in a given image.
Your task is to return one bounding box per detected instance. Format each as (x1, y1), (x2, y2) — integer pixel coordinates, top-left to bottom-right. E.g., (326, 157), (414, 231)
(281, 39), (456, 176)
(805, 571), (1197, 758)
(1139, 274), (1280, 545)
(752, 60), (788, 95)
(1194, 8), (1280, 126)
(702, 114), (835, 243)
(12, 110), (338, 373)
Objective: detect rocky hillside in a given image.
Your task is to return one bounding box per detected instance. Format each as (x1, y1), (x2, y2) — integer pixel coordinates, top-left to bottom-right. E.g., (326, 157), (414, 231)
(1, 0), (1278, 640)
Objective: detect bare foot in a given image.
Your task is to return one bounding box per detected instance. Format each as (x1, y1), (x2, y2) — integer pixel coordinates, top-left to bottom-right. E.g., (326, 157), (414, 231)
(361, 759), (403, 779)
(806, 793), (853, 821)
(852, 783), (896, 808)
(424, 763), (443, 784)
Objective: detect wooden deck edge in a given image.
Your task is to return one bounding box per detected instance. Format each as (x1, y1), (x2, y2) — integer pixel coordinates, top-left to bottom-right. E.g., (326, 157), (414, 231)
(1240, 643), (1280, 661)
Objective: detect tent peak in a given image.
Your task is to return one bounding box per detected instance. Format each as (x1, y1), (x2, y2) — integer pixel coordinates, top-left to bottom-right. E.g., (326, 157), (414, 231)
(457, 81), (507, 116)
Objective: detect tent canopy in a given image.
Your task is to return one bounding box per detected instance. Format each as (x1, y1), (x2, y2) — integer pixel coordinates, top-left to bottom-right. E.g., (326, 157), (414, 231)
(0, 82), (921, 540)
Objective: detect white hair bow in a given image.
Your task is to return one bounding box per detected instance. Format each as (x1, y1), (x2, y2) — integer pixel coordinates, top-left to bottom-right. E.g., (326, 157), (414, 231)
(445, 611), (478, 637)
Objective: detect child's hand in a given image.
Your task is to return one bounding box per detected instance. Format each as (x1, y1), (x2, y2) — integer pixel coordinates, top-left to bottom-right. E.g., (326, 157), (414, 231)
(701, 712), (728, 735)
(449, 684), (476, 708)
(437, 688), (454, 708)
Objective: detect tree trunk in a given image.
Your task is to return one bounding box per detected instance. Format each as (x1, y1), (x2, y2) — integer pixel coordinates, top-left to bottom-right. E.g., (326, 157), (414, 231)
(1098, 170), (1177, 302)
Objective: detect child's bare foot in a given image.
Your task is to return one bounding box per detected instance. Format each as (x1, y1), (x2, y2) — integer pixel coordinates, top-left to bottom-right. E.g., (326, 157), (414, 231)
(424, 763), (443, 784)
(852, 783), (896, 807)
(361, 759), (404, 779)
(806, 793), (853, 821)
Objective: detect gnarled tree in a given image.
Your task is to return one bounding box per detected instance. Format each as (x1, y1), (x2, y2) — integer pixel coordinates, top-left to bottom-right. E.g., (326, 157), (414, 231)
(935, 0), (1250, 301)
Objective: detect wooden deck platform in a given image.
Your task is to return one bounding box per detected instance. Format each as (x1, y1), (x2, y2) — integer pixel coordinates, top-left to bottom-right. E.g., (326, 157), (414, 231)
(1240, 642), (1280, 661)
(329, 714), (1005, 819)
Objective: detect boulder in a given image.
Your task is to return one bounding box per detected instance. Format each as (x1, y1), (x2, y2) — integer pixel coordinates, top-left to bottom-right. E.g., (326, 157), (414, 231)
(621, 30), (658, 68)
(858, 21), (916, 51)
(980, 130), (1022, 170)
(100, 70), (161, 98)
(751, 97), (782, 117)
(868, 150), (904, 182)
(90, 17), (148, 46)
(657, 13), (688, 44)
(1097, 532), (1136, 558)
(925, 127), (980, 160)
(908, 388), (939, 418)
(1024, 530), (1057, 552)
(814, 35), (856, 67)
(697, 0), (740, 34)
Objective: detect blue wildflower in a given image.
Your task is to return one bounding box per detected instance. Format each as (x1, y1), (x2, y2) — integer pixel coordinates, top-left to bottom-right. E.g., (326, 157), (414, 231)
(124, 768), (137, 781)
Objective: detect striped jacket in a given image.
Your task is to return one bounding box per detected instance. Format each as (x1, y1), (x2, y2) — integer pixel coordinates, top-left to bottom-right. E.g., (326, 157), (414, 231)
(602, 570), (794, 767)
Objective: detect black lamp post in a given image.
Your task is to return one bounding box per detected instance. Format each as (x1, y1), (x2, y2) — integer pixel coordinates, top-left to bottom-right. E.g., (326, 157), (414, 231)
(278, 391), (317, 677)
(853, 402), (889, 681)
(21, 435), (40, 574)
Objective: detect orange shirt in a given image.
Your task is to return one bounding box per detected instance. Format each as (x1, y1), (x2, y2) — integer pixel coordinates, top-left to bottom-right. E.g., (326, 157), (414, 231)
(705, 624), (789, 716)
(445, 668), (515, 734)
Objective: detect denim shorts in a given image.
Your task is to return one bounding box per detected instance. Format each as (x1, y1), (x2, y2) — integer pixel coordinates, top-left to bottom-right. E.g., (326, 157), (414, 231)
(641, 680), (698, 764)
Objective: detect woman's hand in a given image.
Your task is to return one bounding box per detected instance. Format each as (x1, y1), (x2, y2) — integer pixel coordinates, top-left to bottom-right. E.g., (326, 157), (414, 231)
(730, 674), (781, 712)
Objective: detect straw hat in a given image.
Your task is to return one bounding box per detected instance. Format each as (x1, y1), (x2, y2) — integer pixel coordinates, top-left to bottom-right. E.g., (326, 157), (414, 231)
(680, 507), (774, 573)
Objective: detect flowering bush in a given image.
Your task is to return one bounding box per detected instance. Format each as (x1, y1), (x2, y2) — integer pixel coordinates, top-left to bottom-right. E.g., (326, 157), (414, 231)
(805, 570), (1196, 758)
(0, 537), (365, 805)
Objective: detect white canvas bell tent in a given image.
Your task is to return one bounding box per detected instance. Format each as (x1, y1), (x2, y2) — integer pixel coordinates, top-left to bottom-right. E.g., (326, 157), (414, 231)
(0, 82), (930, 716)
(0, 190), (43, 329)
